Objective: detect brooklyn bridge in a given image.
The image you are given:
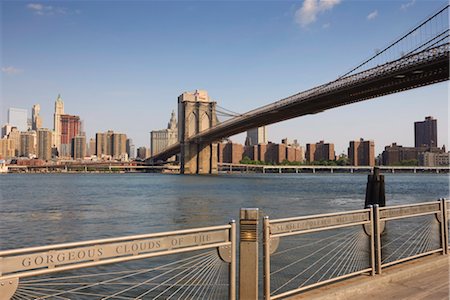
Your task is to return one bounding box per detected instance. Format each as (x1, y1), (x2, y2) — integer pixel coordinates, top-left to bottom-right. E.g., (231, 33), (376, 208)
(149, 5), (450, 174)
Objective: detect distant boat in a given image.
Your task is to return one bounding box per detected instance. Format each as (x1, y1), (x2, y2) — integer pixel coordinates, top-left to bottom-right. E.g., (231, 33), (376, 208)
(0, 160), (8, 173)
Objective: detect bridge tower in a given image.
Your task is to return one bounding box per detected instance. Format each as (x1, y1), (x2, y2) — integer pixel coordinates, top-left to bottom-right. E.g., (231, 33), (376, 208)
(178, 90), (218, 174)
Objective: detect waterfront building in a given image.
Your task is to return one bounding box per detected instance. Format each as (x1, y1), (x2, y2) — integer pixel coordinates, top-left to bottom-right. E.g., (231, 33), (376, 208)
(245, 126), (268, 146)
(348, 138), (375, 166)
(19, 131), (36, 157)
(8, 108), (28, 132)
(112, 133), (127, 159)
(53, 95), (65, 151)
(150, 110), (178, 158)
(381, 143), (443, 165)
(222, 139), (304, 164)
(72, 135), (86, 159)
(282, 139), (305, 163)
(31, 104), (43, 130)
(415, 116), (437, 147)
(305, 141), (336, 162)
(137, 147), (150, 159)
(95, 132), (108, 157)
(218, 142), (244, 164)
(60, 114), (81, 157)
(0, 138), (15, 159)
(37, 128), (52, 161)
(1, 124), (13, 139)
(126, 138), (135, 159)
(88, 138), (96, 157)
(7, 127), (20, 157)
(418, 152), (450, 167)
(95, 130), (127, 159)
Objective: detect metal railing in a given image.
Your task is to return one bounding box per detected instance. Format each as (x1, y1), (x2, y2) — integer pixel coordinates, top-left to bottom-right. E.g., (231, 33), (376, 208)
(263, 208), (375, 300)
(374, 200), (447, 273)
(0, 222), (236, 300)
(1, 200), (449, 299)
(444, 199), (449, 252)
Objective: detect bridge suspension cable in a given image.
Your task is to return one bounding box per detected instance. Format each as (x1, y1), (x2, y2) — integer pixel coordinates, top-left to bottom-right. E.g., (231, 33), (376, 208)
(341, 4), (449, 78)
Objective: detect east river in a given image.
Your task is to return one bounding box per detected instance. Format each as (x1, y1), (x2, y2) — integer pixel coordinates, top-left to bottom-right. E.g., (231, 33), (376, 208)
(1, 173), (448, 250)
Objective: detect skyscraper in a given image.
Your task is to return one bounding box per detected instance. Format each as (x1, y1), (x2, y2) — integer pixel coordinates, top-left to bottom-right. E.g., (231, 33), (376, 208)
(414, 116), (437, 147)
(53, 95), (65, 150)
(112, 133), (127, 159)
(88, 138), (96, 157)
(0, 138), (15, 159)
(137, 147), (150, 159)
(150, 110), (178, 157)
(8, 108), (28, 132)
(95, 130), (127, 159)
(37, 128), (52, 161)
(60, 114), (81, 157)
(32, 104), (43, 130)
(246, 127), (268, 146)
(72, 135), (86, 159)
(1, 124), (13, 139)
(126, 138), (135, 159)
(348, 138), (375, 166)
(20, 131), (36, 157)
(7, 127), (20, 157)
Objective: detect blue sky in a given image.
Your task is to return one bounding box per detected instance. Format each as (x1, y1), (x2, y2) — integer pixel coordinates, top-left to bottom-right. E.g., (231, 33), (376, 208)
(1, 0), (448, 155)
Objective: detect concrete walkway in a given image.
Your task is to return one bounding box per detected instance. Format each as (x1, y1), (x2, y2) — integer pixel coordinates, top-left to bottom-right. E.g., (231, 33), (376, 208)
(289, 254), (449, 300)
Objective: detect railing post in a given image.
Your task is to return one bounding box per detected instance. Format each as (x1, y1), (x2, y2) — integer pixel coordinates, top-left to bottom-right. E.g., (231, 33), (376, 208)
(263, 216), (271, 299)
(373, 204), (382, 274)
(229, 220), (236, 300)
(239, 208), (259, 300)
(368, 205), (376, 276)
(440, 198), (448, 255)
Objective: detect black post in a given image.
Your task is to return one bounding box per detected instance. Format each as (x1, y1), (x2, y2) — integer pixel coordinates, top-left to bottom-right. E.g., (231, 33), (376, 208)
(365, 167), (386, 207)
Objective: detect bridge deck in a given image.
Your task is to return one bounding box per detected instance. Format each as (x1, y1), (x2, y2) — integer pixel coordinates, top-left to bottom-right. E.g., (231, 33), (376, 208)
(288, 254), (449, 300)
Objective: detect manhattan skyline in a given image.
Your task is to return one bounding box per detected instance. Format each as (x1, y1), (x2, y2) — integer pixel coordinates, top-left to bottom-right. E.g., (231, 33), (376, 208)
(1, 0), (448, 154)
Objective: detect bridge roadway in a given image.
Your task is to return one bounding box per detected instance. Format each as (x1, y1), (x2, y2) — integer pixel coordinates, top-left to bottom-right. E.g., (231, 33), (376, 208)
(288, 254), (449, 300)
(6, 162), (180, 173)
(151, 44), (449, 161)
(219, 163), (450, 174)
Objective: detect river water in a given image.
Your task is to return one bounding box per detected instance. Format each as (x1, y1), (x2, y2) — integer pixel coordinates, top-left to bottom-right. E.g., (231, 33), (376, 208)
(1, 173), (448, 250)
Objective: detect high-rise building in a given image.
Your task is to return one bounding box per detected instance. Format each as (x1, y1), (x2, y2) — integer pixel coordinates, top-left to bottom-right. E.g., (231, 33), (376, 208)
(96, 132), (108, 158)
(112, 133), (127, 159)
(305, 141), (335, 162)
(53, 94), (65, 151)
(150, 110), (178, 158)
(415, 116), (437, 148)
(8, 108), (28, 132)
(37, 128), (52, 161)
(7, 127), (20, 157)
(126, 138), (135, 159)
(88, 138), (96, 157)
(19, 131), (36, 157)
(0, 138), (15, 159)
(1, 124), (13, 139)
(245, 127), (268, 146)
(60, 114), (81, 157)
(95, 130), (127, 159)
(137, 147), (150, 159)
(32, 104), (43, 130)
(72, 135), (86, 159)
(348, 138), (375, 166)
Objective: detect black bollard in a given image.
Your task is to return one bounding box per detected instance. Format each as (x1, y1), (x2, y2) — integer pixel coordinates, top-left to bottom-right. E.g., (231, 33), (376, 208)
(365, 167), (386, 207)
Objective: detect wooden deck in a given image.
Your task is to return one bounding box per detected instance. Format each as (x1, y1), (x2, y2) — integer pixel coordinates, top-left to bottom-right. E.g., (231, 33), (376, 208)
(288, 254), (449, 300)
